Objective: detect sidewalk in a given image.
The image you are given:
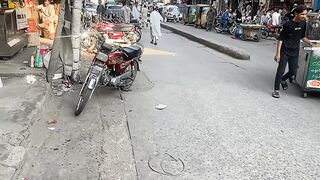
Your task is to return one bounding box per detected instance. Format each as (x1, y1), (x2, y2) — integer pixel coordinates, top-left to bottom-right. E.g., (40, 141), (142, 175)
(161, 23), (276, 60)
(0, 77), (48, 179)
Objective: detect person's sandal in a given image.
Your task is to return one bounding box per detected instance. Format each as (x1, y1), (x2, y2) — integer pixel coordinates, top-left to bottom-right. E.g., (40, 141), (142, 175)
(281, 81), (288, 90)
(272, 91), (280, 98)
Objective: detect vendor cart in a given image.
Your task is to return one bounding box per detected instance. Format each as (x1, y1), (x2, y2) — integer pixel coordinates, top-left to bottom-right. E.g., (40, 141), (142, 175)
(296, 13), (320, 98)
(239, 24), (263, 42)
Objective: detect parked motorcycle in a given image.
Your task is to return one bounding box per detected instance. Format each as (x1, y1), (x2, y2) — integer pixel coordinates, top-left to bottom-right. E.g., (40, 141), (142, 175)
(261, 24), (282, 39)
(215, 16), (237, 35)
(75, 34), (143, 116)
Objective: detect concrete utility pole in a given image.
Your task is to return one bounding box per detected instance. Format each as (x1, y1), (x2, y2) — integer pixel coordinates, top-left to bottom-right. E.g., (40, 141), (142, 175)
(71, 0), (83, 83)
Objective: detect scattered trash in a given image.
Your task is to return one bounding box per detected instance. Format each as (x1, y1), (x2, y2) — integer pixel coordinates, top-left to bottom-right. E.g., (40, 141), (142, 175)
(53, 73), (63, 80)
(26, 75), (36, 84)
(30, 55), (35, 68)
(22, 177), (29, 180)
(128, 110), (133, 112)
(52, 90), (63, 96)
(52, 80), (73, 96)
(156, 104), (167, 110)
(48, 127), (55, 131)
(23, 60), (28, 64)
(47, 119), (58, 124)
(43, 50), (52, 69)
(20, 67), (27, 70)
(148, 153), (185, 176)
(53, 148), (59, 150)
(0, 77), (3, 88)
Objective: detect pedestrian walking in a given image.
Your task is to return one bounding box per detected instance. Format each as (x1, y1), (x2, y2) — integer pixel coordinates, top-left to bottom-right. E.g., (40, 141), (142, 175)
(132, 3), (140, 21)
(150, 7), (163, 45)
(122, 2), (132, 24)
(272, 8), (281, 26)
(96, 0), (105, 18)
(142, 5), (148, 27)
(206, 7), (217, 31)
(272, 5), (312, 98)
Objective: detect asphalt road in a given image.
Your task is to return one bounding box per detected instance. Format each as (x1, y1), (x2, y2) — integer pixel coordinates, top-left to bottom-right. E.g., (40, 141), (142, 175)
(18, 28), (320, 179)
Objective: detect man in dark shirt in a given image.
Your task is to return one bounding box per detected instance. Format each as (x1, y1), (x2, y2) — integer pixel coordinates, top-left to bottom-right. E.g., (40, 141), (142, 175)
(96, 0), (105, 17)
(272, 5), (312, 98)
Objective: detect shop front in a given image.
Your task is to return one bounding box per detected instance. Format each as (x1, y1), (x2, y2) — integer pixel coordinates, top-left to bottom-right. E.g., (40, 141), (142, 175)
(0, 0), (60, 58)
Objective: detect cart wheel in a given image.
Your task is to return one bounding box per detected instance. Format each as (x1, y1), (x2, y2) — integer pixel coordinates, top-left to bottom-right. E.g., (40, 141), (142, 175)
(303, 92), (308, 98)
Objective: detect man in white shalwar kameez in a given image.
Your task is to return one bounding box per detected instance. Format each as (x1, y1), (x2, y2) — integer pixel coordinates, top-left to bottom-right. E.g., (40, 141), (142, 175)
(150, 7), (163, 45)
(142, 5), (148, 27)
(132, 4), (140, 21)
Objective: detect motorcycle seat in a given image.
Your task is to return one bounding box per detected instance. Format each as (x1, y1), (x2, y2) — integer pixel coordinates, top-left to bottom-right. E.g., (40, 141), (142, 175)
(123, 46), (142, 60)
(101, 42), (113, 52)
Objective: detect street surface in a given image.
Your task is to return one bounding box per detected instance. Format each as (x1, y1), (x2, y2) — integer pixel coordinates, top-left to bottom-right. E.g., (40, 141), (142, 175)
(14, 27), (320, 179)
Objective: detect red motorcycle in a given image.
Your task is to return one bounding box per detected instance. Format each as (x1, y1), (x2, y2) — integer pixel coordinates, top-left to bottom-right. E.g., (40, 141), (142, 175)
(74, 35), (142, 116)
(261, 24), (282, 39)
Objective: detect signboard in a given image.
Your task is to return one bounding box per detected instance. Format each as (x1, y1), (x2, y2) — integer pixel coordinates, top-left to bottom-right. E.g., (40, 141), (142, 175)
(306, 50), (320, 89)
(16, 8), (28, 30)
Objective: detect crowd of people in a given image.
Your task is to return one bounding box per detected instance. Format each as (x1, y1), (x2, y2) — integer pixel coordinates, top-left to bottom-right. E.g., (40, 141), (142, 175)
(203, 3), (320, 32)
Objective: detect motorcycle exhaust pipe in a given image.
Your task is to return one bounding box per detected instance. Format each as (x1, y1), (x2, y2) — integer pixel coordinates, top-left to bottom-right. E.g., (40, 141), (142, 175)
(110, 70), (132, 86)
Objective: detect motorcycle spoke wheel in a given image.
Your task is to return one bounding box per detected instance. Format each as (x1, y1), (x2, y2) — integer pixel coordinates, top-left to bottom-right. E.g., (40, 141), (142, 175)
(135, 31), (142, 42)
(74, 81), (92, 116)
(261, 30), (268, 39)
(121, 61), (138, 91)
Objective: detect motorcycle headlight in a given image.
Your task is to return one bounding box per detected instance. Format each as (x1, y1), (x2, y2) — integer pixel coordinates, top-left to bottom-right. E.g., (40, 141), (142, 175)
(96, 52), (109, 62)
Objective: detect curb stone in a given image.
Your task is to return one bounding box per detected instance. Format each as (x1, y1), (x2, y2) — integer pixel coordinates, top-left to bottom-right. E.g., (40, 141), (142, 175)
(161, 23), (251, 60)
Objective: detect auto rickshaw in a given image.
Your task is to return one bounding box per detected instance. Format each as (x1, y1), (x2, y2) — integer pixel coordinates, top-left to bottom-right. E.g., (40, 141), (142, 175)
(194, 4), (210, 28)
(183, 5), (197, 25)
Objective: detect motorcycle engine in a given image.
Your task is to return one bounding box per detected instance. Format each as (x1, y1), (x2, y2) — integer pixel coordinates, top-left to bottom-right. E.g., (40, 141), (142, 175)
(100, 69), (111, 86)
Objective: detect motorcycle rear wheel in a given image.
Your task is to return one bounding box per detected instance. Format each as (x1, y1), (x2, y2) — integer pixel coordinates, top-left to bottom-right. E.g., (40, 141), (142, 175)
(135, 31), (142, 42)
(121, 60), (138, 91)
(261, 29), (269, 39)
(75, 81), (92, 116)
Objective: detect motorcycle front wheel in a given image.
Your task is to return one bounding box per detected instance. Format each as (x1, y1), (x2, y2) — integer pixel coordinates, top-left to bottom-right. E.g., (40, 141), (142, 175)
(75, 77), (94, 116)
(229, 25), (236, 36)
(135, 30), (142, 42)
(261, 29), (269, 39)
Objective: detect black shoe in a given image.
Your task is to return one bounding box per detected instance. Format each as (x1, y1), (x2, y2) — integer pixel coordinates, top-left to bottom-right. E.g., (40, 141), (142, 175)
(281, 81), (288, 90)
(289, 77), (294, 83)
(272, 91), (280, 98)
(150, 40), (153, 44)
(154, 42), (157, 45)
